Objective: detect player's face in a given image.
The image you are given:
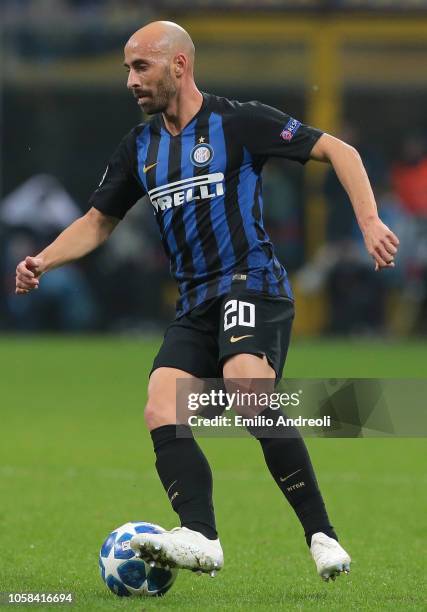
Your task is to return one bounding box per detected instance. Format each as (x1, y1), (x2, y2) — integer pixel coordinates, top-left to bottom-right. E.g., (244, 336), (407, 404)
(125, 47), (177, 115)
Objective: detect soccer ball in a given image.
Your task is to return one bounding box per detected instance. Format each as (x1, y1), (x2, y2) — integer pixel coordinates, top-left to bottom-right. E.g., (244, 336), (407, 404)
(99, 521), (177, 597)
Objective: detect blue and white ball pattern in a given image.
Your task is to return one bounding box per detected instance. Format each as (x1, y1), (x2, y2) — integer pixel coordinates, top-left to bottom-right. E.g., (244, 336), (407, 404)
(99, 522), (177, 597)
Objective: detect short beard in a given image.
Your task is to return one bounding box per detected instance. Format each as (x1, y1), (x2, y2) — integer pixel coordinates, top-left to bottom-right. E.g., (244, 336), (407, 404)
(144, 66), (177, 115)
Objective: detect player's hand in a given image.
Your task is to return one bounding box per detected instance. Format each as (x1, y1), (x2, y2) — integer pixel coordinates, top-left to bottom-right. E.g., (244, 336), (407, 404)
(15, 256), (45, 295)
(361, 218), (399, 272)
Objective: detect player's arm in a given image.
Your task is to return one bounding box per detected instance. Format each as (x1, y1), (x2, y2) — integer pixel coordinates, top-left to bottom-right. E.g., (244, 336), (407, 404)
(15, 208), (119, 294)
(237, 102), (399, 272)
(15, 128), (146, 295)
(309, 133), (399, 271)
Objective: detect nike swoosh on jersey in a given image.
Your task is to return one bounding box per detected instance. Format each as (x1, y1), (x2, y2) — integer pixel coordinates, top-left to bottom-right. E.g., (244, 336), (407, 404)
(143, 162), (158, 173)
(230, 334), (254, 343)
(279, 468), (302, 482)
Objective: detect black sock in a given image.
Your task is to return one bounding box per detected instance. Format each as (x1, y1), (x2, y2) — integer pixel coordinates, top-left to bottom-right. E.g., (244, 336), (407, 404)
(150, 424), (217, 540)
(247, 408), (337, 547)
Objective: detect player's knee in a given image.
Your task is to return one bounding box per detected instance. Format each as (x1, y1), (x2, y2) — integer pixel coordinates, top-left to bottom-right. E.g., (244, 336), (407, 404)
(144, 399), (158, 430)
(144, 397), (175, 430)
(144, 380), (176, 431)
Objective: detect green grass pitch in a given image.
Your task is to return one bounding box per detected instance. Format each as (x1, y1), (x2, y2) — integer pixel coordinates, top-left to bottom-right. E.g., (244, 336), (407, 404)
(0, 337), (426, 610)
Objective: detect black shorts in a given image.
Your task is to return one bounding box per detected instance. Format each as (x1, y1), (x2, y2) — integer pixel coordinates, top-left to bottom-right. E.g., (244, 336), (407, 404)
(151, 289), (295, 381)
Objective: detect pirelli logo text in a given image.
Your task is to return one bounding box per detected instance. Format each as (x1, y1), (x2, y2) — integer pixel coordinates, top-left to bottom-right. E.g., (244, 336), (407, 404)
(148, 173), (225, 213)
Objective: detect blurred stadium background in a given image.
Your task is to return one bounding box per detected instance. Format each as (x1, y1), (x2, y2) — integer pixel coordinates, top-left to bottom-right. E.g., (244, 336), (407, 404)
(2, 0), (427, 337)
(1, 4), (427, 609)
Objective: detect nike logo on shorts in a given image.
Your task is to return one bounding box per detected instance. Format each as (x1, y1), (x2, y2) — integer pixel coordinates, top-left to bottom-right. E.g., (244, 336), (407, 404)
(143, 162), (158, 173)
(230, 334), (254, 343)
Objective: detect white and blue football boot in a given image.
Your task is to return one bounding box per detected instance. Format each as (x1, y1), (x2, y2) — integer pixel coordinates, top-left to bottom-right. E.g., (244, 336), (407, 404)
(310, 532), (351, 581)
(130, 526), (224, 576)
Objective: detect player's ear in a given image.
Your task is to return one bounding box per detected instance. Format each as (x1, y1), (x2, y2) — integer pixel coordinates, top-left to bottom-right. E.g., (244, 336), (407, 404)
(174, 53), (186, 77)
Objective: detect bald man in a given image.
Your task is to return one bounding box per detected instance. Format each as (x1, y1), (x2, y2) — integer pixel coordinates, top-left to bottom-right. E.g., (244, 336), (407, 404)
(16, 21), (399, 582)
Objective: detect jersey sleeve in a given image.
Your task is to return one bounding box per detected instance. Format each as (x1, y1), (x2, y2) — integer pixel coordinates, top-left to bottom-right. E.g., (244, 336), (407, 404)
(89, 128), (146, 220)
(237, 101), (323, 165)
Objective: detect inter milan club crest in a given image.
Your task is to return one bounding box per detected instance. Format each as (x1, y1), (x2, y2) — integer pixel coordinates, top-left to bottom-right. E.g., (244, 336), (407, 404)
(190, 142), (214, 167)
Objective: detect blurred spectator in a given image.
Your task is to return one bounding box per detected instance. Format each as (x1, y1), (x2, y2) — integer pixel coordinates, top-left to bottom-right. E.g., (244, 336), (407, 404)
(3, 229), (97, 331)
(0, 174), (80, 233)
(262, 161), (304, 272)
(391, 135), (427, 217)
(391, 135), (427, 332)
(0, 174), (174, 332)
(0, 175), (97, 331)
(313, 125), (389, 333)
(298, 173), (410, 335)
(326, 183), (409, 335)
(94, 199), (173, 329)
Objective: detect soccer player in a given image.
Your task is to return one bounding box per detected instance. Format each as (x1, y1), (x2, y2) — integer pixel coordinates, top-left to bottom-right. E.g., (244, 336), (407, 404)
(15, 21), (399, 581)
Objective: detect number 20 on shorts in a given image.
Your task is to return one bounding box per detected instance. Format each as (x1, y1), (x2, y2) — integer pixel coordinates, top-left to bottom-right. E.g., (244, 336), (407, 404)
(224, 300), (255, 331)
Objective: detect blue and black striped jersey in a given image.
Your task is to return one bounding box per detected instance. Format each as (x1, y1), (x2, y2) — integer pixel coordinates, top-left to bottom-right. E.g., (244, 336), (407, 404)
(90, 93), (323, 317)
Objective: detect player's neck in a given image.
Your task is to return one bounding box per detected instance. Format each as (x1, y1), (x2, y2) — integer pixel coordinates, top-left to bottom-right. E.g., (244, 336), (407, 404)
(162, 86), (203, 136)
